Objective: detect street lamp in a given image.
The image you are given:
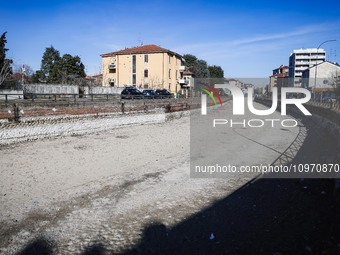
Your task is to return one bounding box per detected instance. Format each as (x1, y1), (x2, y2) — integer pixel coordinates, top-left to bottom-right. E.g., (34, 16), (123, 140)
(313, 39), (337, 100)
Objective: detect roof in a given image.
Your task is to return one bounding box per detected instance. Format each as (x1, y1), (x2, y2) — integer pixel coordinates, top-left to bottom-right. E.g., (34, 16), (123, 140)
(273, 73), (288, 77)
(302, 60), (340, 73)
(85, 74), (103, 79)
(101, 44), (182, 58)
(183, 70), (193, 75)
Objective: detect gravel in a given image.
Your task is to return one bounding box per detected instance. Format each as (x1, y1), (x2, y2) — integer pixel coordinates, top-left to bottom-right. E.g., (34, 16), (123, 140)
(0, 110), (166, 146)
(1, 101), (327, 254)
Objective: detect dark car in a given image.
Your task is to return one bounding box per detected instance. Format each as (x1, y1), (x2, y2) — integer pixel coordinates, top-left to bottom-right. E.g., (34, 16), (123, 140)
(142, 89), (157, 98)
(121, 87), (143, 99)
(322, 96), (336, 103)
(155, 89), (173, 99)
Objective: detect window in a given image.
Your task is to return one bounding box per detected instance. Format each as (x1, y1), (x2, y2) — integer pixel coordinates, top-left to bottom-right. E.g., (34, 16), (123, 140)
(132, 55), (136, 85)
(144, 69), (148, 78)
(169, 69), (171, 79)
(132, 55), (136, 73)
(109, 79), (115, 87)
(144, 55), (148, 63)
(132, 74), (136, 85)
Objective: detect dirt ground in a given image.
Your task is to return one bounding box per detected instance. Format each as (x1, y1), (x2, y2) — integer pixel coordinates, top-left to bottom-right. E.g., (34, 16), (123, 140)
(0, 101), (339, 255)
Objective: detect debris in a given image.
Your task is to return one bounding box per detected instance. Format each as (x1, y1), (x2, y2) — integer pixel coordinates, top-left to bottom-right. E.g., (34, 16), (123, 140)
(305, 246), (312, 252)
(210, 233), (215, 240)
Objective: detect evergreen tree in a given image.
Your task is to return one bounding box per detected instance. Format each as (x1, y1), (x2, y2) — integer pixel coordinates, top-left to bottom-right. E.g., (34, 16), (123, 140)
(40, 46), (61, 83)
(183, 54), (210, 78)
(37, 46), (86, 84)
(208, 65), (224, 78)
(183, 54), (198, 70)
(59, 54), (86, 84)
(0, 32), (12, 85)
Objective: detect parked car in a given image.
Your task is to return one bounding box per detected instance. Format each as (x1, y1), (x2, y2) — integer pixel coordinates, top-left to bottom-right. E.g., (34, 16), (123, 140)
(155, 89), (173, 98)
(121, 87), (143, 99)
(142, 89), (157, 98)
(322, 96), (336, 103)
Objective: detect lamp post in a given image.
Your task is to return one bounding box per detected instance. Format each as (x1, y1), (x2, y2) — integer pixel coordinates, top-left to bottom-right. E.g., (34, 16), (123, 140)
(313, 39), (336, 100)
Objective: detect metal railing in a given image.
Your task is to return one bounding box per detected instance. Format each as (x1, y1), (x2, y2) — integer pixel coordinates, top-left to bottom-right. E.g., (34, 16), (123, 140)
(0, 94), (23, 103)
(23, 93), (78, 102)
(0, 92), (188, 103)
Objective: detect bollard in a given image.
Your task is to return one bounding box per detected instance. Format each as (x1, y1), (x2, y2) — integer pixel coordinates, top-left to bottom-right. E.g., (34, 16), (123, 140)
(165, 103), (171, 113)
(13, 103), (20, 122)
(121, 102), (125, 114)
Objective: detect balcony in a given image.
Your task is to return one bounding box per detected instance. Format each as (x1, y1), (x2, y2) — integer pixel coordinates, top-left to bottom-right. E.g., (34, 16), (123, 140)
(178, 79), (189, 85)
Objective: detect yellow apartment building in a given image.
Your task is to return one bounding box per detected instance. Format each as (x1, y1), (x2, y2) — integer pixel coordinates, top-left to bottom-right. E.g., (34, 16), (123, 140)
(101, 44), (184, 92)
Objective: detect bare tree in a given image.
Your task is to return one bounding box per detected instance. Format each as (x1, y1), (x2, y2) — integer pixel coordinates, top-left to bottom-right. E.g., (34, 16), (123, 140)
(148, 76), (162, 89)
(0, 60), (11, 86)
(329, 71), (340, 96)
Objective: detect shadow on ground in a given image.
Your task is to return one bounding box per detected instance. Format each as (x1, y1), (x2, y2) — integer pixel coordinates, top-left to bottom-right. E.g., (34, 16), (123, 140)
(83, 112), (340, 254)
(16, 238), (54, 255)
(118, 178), (337, 255)
(17, 177), (338, 255)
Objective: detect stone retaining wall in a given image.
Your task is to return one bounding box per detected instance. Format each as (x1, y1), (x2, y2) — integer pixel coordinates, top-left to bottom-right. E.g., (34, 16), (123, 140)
(89, 86), (123, 94)
(23, 84), (78, 94)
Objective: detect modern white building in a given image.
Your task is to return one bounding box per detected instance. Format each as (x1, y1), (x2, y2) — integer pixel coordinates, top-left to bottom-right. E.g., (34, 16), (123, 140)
(289, 48), (326, 87)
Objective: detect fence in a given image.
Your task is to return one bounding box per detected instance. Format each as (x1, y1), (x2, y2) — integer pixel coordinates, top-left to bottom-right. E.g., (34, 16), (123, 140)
(0, 97), (203, 123)
(0, 90), (23, 102)
(307, 100), (340, 114)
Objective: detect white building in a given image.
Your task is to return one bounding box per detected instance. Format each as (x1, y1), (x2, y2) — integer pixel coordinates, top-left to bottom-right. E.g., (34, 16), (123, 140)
(289, 48), (326, 87)
(302, 61), (340, 92)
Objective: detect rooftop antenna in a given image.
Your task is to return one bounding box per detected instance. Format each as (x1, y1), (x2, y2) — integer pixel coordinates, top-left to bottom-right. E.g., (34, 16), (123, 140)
(138, 32), (143, 46)
(329, 48), (337, 62)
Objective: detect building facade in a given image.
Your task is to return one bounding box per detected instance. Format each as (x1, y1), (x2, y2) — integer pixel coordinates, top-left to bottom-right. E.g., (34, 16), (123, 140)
(268, 65), (289, 93)
(85, 74), (103, 86)
(101, 44), (183, 92)
(302, 61), (340, 93)
(289, 48), (326, 87)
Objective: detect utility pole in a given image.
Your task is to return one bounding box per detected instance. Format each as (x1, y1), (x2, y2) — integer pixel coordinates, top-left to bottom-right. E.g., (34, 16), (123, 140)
(313, 40), (336, 100)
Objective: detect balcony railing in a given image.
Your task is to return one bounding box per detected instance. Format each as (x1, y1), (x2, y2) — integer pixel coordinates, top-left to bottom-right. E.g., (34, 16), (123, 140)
(179, 66), (186, 72)
(178, 79), (189, 85)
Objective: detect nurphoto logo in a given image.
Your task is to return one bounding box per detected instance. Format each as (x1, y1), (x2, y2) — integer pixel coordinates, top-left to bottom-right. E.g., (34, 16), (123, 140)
(201, 84), (312, 128)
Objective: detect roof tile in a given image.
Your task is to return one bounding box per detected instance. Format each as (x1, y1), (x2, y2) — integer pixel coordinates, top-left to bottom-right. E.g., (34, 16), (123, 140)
(101, 44), (181, 57)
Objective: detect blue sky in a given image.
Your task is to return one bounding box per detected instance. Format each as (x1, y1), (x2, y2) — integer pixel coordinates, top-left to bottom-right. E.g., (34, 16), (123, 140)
(2, 0), (340, 80)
